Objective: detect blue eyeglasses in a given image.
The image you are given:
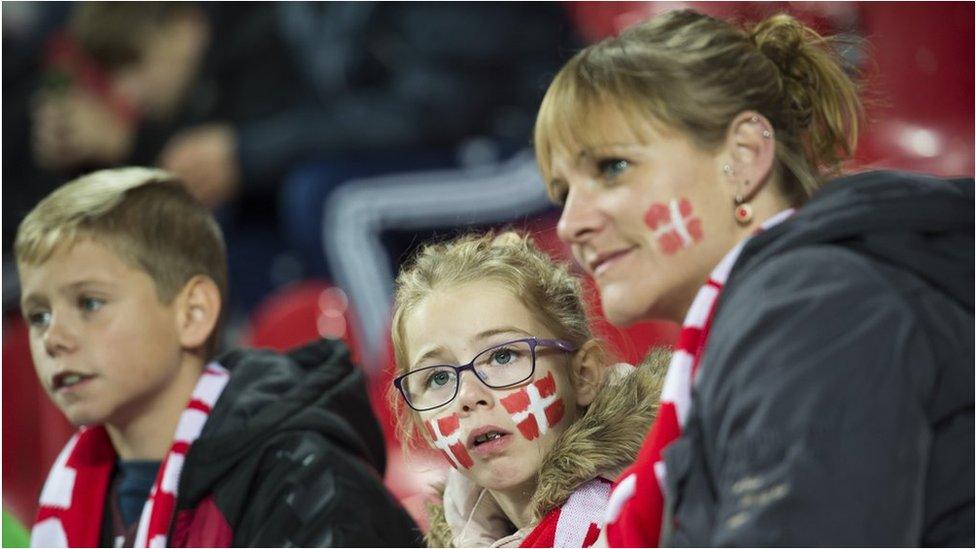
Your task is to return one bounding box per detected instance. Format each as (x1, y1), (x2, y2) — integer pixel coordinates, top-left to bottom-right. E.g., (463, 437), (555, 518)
(393, 337), (576, 411)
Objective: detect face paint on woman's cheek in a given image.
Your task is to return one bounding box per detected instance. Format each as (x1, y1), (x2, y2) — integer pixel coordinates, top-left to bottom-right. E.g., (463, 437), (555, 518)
(424, 413), (474, 469)
(499, 372), (565, 441)
(643, 198), (704, 255)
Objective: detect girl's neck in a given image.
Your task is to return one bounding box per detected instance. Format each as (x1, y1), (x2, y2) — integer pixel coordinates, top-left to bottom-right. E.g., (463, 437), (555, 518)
(488, 476), (538, 530)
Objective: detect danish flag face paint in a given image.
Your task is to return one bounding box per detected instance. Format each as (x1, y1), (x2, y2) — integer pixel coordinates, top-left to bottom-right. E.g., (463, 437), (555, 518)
(425, 413), (474, 469)
(644, 198), (703, 255)
(499, 372), (565, 441)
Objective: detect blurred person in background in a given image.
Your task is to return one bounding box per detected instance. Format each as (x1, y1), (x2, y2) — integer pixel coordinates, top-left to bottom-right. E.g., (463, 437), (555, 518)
(22, 1), (578, 321)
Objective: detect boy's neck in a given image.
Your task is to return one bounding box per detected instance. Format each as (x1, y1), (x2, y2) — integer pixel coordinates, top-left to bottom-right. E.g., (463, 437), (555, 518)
(105, 354), (208, 461)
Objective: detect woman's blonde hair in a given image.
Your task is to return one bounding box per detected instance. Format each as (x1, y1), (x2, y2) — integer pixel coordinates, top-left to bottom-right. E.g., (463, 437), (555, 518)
(535, 9), (863, 206)
(389, 231), (601, 448)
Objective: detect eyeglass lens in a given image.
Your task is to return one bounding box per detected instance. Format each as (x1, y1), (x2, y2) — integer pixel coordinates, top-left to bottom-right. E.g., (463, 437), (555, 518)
(401, 339), (535, 410)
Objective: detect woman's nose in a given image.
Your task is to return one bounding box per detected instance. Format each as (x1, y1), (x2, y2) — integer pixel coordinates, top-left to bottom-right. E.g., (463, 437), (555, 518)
(556, 185), (603, 245)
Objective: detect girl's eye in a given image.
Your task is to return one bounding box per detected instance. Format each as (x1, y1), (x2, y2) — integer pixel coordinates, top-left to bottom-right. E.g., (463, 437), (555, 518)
(426, 370), (454, 389)
(26, 310), (51, 328)
(597, 158), (630, 180)
(490, 348), (514, 365)
(78, 296), (105, 312)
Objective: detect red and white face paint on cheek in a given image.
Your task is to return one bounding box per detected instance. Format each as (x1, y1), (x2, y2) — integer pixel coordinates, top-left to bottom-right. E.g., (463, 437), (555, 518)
(644, 198), (704, 255)
(425, 413), (474, 469)
(499, 372), (565, 441)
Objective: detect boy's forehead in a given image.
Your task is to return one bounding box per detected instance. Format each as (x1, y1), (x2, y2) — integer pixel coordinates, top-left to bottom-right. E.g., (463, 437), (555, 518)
(19, 238), (136, 292)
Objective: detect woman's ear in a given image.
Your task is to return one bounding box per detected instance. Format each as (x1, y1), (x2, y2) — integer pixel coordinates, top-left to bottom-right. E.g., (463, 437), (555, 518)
(571, 339), (608, 407)
(174, 275), (221, 351)
(724, 110), (776, 202)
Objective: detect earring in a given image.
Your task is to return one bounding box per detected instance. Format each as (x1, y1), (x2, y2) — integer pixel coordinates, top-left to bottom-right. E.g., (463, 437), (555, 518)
(734, 189), (753, 225)
(761, 129), (771, 139)
(750, 115), (759, 123)
(723, 164), (734, 176)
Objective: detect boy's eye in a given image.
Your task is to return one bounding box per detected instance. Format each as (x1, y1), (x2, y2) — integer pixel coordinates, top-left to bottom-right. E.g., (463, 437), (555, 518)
(597, 158), (630, 180)
(78, 296), (105, 312)
(26, 310), (51, 328)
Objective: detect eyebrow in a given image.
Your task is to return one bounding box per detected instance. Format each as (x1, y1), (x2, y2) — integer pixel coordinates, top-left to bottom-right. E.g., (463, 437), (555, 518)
(409, 327), (534, 369)
(20, 280), (116, 308)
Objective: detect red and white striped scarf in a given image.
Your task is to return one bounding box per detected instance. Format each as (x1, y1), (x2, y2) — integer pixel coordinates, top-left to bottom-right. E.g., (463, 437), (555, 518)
(31, 363), (230, 548)
(521, 477), (613, 547)
(603, 210), (794, 547)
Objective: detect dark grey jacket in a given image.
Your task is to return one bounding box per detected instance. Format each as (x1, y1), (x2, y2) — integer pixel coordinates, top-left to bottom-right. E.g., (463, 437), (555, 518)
(662, 171), (974, 546)
(172, 339), (423, 547)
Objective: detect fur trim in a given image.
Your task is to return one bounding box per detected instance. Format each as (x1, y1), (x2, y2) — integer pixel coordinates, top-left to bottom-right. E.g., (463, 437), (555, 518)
(528, 348), (668, 521)
(425, 348), (669, 546)
(425, 492), (455, 548)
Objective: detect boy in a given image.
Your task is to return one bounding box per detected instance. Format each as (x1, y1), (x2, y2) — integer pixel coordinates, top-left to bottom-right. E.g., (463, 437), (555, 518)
(16, 167), (422, 547)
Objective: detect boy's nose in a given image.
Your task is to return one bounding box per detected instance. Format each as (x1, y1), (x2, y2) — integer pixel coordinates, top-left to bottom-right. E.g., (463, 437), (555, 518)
(43, 315), (77, 356)
(456, 370), (493, 414)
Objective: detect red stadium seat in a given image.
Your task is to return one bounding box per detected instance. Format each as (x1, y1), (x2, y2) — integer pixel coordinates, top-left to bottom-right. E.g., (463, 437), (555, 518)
(2, 313), (74, 527)
(244, 279), (362, 363)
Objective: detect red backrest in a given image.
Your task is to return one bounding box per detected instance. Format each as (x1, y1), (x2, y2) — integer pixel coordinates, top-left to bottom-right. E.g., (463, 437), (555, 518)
(244, 280), (362, 364)
(2, 313), (74, 526)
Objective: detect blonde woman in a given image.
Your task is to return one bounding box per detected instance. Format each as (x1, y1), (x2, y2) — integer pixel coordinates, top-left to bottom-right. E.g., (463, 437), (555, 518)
(389, 232), (666, 547)
(534, 9), (974, 546)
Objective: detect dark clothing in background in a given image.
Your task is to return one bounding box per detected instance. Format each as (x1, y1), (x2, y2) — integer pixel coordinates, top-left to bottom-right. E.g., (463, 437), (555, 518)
(663, 171), (974, 546)
(133, 2), (576, 194)
(167, 339), (422, 547)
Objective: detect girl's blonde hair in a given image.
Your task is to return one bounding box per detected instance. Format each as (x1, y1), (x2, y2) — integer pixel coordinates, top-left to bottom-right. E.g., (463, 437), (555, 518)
(535, 9), (863, 206)
(389, 231), (600, 448)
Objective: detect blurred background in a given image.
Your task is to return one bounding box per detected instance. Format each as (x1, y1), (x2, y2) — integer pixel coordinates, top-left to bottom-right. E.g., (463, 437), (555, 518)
(2, 1), (973, 543)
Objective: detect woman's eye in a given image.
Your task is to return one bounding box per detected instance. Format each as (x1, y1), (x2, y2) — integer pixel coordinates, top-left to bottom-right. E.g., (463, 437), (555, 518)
(26, 310), (51, 328)
(78, 296), (105, 312)
(597, 158), (630, 180)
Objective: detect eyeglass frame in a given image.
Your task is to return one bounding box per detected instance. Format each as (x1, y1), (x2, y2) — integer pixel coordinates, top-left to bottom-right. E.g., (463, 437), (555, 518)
(392, 336), (578, 412)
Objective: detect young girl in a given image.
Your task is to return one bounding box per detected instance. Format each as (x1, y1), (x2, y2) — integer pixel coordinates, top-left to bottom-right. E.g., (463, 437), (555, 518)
(389, 231), (666, 547)
(534, 8), (973, 547)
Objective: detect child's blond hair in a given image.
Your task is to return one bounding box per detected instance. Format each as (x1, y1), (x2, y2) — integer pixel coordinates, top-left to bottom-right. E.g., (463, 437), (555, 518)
(389, 230), (604, 449)
(15, 167), (227, 356)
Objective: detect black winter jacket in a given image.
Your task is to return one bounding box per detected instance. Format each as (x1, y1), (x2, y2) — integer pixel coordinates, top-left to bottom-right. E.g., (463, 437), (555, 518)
(662, 171), (974, 546)
(170, 339), (423, 547)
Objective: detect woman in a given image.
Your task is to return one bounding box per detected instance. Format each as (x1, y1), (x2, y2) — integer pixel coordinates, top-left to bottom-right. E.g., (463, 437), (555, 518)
(534, 9), (973, 547)
(389, 232), (667, 547)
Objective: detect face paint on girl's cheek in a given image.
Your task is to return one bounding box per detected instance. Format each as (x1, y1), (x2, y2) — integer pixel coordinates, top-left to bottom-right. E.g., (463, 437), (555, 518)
(425, 413), (474, 469)
(499, 372), (565, 441)
(644, 198), (704, 255)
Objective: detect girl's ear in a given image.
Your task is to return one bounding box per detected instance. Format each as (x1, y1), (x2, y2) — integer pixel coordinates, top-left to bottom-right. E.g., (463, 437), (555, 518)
(571, 339), (607, 407)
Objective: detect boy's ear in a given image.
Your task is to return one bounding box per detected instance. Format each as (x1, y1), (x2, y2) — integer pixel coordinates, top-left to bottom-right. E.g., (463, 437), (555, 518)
(174, 275), (221, 351)
(571, 339), (607, 407)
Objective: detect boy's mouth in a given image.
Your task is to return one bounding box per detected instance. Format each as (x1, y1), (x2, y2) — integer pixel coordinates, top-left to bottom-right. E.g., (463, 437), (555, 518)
(52, 371), (96, 392)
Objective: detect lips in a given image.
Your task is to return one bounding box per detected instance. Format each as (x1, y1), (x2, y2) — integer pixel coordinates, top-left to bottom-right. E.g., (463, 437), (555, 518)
(466, 424), (512, 450)
(587, 247), (635, 276)
(51, 371), (96, 392)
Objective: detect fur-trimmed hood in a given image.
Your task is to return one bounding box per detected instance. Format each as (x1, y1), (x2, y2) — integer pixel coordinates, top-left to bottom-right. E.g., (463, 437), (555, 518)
(426, 349), (669, 547)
